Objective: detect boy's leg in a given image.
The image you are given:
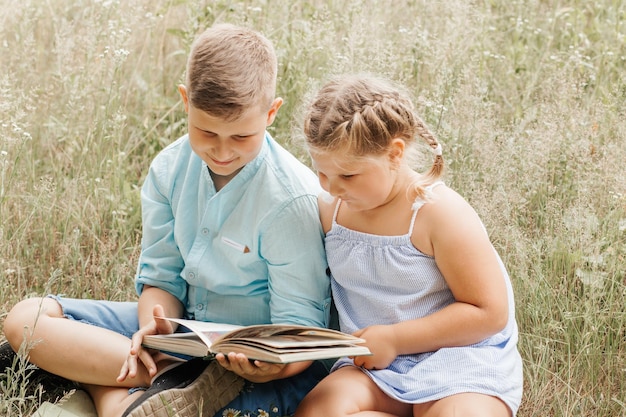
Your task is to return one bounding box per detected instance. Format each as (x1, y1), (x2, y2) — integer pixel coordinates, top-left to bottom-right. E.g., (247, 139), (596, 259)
(3, 295), (161, 417)
(216, 360), (329, 417)
(118, 359), (326, 417)
(87, 384), (146, 417)
(3, 295), (149, 387)
(0, 339), (79, 403)
(121, 358), (244, 417)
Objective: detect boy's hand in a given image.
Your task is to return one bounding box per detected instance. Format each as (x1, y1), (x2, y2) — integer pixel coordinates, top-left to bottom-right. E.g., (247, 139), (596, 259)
(117, 304), (174, 382)
(214, 352), (287, 383)
(351, 325), (398, 370)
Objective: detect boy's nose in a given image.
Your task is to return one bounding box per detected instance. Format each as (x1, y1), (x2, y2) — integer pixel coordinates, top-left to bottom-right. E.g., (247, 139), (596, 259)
(212, 144), (232, 161)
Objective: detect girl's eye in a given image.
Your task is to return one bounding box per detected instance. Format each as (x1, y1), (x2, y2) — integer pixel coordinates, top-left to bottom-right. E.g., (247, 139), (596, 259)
(341, 174), (355, 179)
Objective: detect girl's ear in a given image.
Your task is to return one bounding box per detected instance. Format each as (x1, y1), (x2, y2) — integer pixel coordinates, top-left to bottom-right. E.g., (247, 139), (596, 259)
(388, 138), (406, 166)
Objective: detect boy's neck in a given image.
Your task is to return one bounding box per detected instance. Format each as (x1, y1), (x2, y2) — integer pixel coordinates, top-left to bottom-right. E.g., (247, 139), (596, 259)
(209, 166), (243, 191)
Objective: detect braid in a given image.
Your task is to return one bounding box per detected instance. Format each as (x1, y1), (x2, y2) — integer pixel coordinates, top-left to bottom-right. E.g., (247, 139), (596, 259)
(415, 115), (444, 181)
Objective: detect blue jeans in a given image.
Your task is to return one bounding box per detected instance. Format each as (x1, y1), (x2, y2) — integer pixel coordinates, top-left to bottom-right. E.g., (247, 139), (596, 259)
(51, 295), (330, 417)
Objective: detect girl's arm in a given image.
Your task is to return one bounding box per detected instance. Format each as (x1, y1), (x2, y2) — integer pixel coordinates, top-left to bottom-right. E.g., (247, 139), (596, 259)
(354, 186), (509, 369)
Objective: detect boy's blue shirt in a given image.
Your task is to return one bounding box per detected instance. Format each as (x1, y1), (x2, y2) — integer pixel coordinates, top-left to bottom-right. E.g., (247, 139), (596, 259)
(136, 132), (330, 328)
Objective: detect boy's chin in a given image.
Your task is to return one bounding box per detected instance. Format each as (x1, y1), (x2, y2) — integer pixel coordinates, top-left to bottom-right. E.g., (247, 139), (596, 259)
(208, 164), (244, 179)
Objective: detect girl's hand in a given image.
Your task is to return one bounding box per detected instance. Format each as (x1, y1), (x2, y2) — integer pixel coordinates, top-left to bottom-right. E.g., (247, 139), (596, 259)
(117, 304), (174, 382)
(351, 325), (398, 370)
(215, 352), (286, 383)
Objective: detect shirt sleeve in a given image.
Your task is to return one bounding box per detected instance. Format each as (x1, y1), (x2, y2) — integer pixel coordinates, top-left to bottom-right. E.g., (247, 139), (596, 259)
(135, 159), (188, 304)
(260, 194), (331, 328)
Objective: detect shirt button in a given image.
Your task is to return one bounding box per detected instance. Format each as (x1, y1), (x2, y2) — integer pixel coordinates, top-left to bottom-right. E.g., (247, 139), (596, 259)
(201, 228), (209, 235)
(196, 304), (204, 310)
(188, 272), (195, 280)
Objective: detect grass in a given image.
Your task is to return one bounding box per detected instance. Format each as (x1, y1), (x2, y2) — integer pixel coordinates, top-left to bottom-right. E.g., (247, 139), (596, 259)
(1, 0), (625, 416)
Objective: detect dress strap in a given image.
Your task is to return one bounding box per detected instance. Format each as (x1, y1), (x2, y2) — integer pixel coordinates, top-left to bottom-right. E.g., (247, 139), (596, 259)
(332, 198), (342, 223)
(408, 207), (420, 236)
(408, 181), (445, 235)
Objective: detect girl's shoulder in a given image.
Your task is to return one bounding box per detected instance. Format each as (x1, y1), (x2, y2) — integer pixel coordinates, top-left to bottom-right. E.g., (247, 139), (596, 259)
(317, 191), (337, 234)
(417, 183), (473, 215)
(411, 184), (485, 254)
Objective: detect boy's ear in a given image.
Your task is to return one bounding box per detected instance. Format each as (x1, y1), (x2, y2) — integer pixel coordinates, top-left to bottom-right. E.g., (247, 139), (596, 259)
(178, 85), (190, 113)
(265, 97), (283, 126)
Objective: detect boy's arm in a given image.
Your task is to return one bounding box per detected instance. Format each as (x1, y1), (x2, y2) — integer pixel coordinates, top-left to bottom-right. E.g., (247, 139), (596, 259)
(216, 352), (312, 383)
(261, 194), (331, 328)
(135, 159), (188, 304)
(218, 194), (330, 381)
(120, 154), (189, 381)
(137, 285), (184, 328)
(214, 193), (327, 381)
(119, 286), (184, 381)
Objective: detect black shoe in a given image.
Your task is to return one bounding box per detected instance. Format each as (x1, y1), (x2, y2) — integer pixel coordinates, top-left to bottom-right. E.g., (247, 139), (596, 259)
(0, 340), (80, 402)
(0, 340), (17, 372)
(122, 358), (244, 417)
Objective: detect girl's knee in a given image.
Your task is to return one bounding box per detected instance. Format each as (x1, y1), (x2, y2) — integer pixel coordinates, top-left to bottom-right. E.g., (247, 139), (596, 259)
(3, 297), (62, 348)
(413, 393), (511, 417)
(296, 368), (377, 417)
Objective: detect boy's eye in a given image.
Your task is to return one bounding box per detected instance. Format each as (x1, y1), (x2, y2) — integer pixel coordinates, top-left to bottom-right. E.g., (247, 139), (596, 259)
(233, 135), (252, 140)
(340, 174), (355, 179)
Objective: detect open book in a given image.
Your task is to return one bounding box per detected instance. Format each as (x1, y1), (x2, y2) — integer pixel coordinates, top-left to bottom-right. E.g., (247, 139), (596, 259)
(142, 317), (371, 364)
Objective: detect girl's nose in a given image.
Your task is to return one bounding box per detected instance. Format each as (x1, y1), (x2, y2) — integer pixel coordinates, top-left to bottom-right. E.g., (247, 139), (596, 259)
(326, 179), (343, 197)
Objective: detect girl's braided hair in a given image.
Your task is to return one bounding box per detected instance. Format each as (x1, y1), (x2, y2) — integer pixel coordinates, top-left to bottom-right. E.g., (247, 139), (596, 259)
(304, 75), (444, 194)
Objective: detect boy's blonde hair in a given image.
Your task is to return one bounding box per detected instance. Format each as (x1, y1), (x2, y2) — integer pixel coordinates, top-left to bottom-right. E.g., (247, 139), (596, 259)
(304, 74), (444, 188)
(186, 23), (277, 121)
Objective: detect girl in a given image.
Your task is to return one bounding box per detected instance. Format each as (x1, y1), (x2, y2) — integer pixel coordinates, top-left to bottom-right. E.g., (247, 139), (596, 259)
(295, 75), (523, 417)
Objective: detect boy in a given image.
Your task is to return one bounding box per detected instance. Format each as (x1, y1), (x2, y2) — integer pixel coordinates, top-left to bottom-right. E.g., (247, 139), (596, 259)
(2, 24), (330, 417)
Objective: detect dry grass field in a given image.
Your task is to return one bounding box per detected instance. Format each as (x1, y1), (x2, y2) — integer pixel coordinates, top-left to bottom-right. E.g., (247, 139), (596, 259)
(1, 0), (624, 416)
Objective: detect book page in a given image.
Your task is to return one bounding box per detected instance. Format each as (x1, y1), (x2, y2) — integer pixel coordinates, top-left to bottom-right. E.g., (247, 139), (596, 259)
(157, 317), (242, 348)
(219, 335), (364, 349)
(158, 317), (364, 347)
(222, 325), (363, 341)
